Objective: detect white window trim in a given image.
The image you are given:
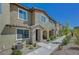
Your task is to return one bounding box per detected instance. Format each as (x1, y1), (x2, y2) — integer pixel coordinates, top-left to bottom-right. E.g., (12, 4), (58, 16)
(16, 28), (30, 41)
(18, 8), (28, 21)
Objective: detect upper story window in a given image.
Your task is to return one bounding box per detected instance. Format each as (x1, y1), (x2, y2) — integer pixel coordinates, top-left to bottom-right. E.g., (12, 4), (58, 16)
(0, 3), (2, 14)
(18, 8), (28, 21)
(41, 15), (46, 22)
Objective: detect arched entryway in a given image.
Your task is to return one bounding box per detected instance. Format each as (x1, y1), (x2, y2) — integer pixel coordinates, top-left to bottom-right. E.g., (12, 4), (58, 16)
(31, 25), (44, 44)
(43, 30), (47, 39)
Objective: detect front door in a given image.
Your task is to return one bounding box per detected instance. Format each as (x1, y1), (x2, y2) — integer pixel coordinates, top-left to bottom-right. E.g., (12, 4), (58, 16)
(36, 29), (40, 42)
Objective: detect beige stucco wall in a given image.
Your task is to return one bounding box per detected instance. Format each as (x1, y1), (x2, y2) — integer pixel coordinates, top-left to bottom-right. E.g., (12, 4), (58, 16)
(30, 11), (35, 25)
(0, 3), (10, 34)
(55, 23), (61, 36)
(34, 11), (55, 30)
(0, 3), (13, 54)
(0, 26), (16, 53)
(0, 35), (16, 50)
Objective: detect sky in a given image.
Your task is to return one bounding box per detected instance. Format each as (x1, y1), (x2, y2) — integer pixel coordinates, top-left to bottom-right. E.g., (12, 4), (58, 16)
(20, 3), (79, 29)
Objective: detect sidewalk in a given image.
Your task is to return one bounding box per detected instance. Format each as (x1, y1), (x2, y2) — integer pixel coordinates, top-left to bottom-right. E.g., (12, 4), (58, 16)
(27, 36), (66, 55)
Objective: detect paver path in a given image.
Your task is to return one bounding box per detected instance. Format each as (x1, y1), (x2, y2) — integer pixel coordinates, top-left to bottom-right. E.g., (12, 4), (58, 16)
(27, 36), (66, 55)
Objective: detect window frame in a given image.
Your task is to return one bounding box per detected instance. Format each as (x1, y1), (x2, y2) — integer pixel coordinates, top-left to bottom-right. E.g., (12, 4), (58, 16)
(16, 28), (30, 41)
(18, 8), (28, 21)
(41, 15), (46, 22)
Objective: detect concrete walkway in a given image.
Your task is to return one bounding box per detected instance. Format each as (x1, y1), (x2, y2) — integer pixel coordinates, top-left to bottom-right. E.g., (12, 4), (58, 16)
(27, 36), (66, 55)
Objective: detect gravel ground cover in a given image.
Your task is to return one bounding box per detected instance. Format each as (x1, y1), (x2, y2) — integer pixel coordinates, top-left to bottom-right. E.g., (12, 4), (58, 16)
(52, 36), (79, 55)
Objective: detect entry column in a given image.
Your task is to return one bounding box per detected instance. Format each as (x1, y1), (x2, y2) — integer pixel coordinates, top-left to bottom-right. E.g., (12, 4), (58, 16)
(47, 29), (49, 40)
(31, 29), (36, 44)
(40, 30), (43, 41)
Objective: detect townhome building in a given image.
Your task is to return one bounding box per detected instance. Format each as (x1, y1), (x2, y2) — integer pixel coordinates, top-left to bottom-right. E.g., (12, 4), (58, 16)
(0, 3), (62, 54)
(0, 3), (31, 53)
(30, 8), (56, 43)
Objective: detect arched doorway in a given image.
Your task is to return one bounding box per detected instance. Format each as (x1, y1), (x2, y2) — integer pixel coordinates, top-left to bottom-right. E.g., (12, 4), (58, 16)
(43, 31), (47, 39)
(36, 29), (41, 42)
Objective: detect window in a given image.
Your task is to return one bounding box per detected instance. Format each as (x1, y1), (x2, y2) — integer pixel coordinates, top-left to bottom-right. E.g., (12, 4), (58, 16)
(41, 15), (46, 22)
(18, 8), (28, 21)
(17, 29), (30, 39)
(0, 3), (2, 14)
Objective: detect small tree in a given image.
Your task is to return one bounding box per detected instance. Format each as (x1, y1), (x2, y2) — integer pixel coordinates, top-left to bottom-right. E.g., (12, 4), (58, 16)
(62, 22), (71, 35)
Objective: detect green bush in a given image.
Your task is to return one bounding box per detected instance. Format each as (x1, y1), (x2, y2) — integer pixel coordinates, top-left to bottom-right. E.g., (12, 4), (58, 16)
(75, 37), (79, 45)
(47, 35), (55, 42)
(59, 29), (63, 36)
(11, 45), (22, 55)
(11, 50), (22, 55)
(47, 38), (50, 41)
(49, 36), (54, 40)
(75, 40), (79, 45)
(62, 36), (71, 45)
(60, 22), (71, 36)
(62, 38), (68, 45)
(49, 35), (55, 40)
(58, 35), (71, 50)
(74, 29), (79, 45)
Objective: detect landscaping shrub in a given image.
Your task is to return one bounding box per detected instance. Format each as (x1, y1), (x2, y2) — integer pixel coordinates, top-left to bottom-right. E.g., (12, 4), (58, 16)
(29, 45), (33, 49)
(11, 45), (22, 55)
(26, 44), (29, 47)
(75, 40), (79, 45)
(62, 35), (71, 45)
(11, 50), (22, 55)
(59, 29), (63, 36)
(62, 38), (68, 45)
(47, 38), (50, 41)
(11, 45), (16, 51)
(60, 22), (71, 36)
(74, 29), (79, 45)
(49, 36), (54, 40)
(29, 42), (32, 45)
(46, 35), (56, 42)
